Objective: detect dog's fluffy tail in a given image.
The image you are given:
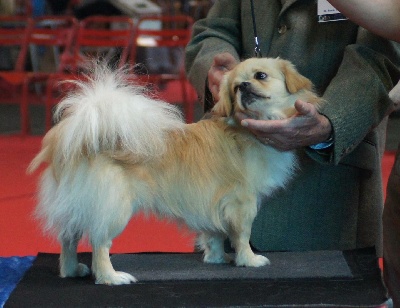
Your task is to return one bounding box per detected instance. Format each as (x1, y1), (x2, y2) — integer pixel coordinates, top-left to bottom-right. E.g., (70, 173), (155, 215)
(29, 65), (184, 172)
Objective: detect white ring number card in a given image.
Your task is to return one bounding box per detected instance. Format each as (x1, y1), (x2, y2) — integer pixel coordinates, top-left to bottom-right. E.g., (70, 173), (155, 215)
(317, 0), (348, 22)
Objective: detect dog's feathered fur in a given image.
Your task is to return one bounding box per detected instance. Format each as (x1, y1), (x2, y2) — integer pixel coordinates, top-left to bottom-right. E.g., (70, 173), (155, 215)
(29, 58), (322, 285)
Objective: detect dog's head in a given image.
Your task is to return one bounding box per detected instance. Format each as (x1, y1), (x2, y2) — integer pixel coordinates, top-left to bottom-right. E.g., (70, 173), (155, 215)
(212, 57), (321, 120)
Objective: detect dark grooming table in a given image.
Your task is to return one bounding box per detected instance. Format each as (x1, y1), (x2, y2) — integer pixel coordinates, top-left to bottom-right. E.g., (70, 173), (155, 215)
(5, 248), (388, 307)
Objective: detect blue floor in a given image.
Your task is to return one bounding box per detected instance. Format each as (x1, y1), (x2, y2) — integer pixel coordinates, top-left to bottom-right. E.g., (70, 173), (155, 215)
(0, 256), (35, 308)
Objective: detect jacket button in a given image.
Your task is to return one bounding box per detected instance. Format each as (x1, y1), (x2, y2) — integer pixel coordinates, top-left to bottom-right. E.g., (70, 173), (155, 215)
(278, 24), (287, 34)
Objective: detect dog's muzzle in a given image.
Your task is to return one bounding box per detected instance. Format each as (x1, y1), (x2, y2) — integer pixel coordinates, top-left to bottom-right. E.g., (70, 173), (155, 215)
(238, 82), (259, 108)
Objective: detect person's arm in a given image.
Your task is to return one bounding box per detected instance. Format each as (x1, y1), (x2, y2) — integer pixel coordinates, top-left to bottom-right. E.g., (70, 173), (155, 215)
(237, 28), (400, 164)
(207, 53), (238, 103)
(185, 0), (241, 106)
(328, 0), (400, 42)
(236, 100), (333, 151)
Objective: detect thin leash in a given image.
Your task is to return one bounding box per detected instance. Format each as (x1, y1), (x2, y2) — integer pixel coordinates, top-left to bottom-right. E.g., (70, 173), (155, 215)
(250, 0), (262, 58)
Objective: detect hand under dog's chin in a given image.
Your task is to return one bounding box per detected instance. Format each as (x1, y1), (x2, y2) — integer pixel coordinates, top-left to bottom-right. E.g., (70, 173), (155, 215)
(235, 103), (260, 120)
(236, 108), (286, 121)
(236, 109), (260, 120)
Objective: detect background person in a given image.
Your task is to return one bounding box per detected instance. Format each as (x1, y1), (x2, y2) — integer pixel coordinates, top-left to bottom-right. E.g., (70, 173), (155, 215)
(326, 0), (400, 304)
(327, 0), (400, 42)
(185, 0), (400, 263)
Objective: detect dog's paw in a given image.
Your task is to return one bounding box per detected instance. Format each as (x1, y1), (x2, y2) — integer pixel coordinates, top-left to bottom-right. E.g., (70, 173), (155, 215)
(76, 263), (91, 276)
(60, 263), (91, 278)
(236, 254), (270, 267)
(203, 252), (232, 264)
(95, 271), (137, 285)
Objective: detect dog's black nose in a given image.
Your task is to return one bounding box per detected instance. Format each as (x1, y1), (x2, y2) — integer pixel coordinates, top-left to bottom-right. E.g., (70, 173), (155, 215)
(239, 82), (251, 92)
(238, 82), (256, 108)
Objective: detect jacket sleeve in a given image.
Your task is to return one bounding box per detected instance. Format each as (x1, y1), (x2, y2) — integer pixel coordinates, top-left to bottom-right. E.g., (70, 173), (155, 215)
(184, 0), (241, 105)
(307, 29), (400, 166)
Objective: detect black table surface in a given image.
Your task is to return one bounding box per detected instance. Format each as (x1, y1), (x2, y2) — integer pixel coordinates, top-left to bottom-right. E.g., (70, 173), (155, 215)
(5, 247), (388, 308)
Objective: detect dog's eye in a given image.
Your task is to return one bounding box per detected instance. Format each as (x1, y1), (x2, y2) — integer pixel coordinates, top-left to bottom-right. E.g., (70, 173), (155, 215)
(254, 72), (268, 80)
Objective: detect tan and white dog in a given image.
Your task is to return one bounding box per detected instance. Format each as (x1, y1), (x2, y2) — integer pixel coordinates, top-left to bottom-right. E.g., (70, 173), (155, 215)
(29, 58), (322, 285)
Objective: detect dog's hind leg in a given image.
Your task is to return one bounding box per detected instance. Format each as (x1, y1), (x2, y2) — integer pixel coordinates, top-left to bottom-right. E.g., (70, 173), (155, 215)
(90, 202), (138, 285)
(198, 232), (232, 264)
(60, 233), (91, 278)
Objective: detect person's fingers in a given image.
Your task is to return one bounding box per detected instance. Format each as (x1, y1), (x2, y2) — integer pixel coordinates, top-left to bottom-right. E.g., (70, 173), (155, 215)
(294, 99), (314, 116)
(240, 118), (285, 133)
(210, 85), (220, 101)
(213, 52), (237, 70)
(208, 54), (238, 102)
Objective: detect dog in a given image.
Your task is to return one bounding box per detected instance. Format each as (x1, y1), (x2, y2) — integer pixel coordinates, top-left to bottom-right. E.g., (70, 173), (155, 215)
(28, 57), (322, 285)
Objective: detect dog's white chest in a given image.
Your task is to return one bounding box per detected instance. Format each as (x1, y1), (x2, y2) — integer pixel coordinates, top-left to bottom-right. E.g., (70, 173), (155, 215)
(248, 146), (297, 196)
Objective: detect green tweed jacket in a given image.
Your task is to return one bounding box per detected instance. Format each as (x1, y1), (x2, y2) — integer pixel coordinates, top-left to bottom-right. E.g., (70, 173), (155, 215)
(185, 0), (400, 253)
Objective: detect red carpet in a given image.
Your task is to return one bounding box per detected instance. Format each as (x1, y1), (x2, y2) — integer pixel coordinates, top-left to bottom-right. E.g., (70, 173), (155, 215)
(0, 136), (396, 257)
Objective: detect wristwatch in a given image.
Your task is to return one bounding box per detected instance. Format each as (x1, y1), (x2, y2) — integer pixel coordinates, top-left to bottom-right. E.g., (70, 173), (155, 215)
(309, 133), (334, 150)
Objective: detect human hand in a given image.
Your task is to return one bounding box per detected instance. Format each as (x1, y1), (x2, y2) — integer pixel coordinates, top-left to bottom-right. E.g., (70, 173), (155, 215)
(207, 52), (238, 102)
(236, 100), (332, 151)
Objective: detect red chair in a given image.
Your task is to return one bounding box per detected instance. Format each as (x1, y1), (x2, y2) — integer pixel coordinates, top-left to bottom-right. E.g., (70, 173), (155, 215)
(45, 16), (135, 131)
(0, 15), (31, 87)
(129, 15), (195, 123)
(20, 16), (78, 135)
(0, 16), (31, 134)
(14, 0), (33, 16)
(63, 15), (135, 72)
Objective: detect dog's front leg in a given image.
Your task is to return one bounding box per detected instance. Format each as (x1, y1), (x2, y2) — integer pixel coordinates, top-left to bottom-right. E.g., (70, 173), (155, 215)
(231, 226), (270, 267)
(198, 232), (232, 264)
(227, 198), (270, 267)
(91, 241), (137, 285)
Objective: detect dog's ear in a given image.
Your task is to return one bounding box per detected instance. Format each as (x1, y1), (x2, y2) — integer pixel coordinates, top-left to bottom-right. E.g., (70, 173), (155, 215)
(279, 59), (313, 94)
(211, 73), (234, 116)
